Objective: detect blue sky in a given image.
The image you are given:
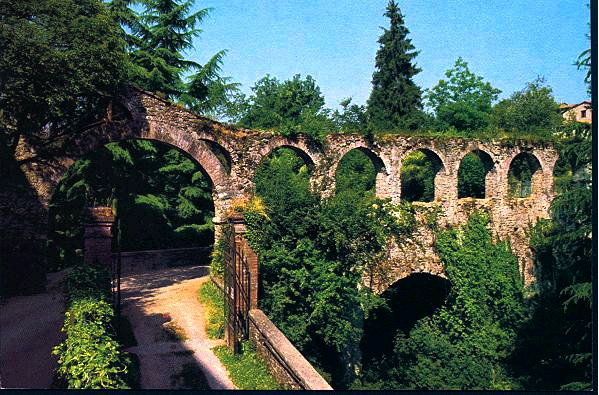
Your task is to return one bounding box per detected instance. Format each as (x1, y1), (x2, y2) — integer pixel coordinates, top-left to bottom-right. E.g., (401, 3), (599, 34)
(186, 1), (590, 109)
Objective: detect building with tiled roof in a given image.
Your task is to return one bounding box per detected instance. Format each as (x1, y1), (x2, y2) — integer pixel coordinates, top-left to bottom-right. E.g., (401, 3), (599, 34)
(560, 100), (592, 123)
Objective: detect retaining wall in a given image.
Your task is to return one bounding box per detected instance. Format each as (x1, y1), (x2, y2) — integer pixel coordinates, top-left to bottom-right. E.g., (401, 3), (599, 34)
(248, 309), (333, 390)
(114, 246), (211, 274)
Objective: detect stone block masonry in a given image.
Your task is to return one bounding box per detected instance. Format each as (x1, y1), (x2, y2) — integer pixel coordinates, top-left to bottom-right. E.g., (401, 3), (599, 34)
(2, 86), (558, 294)
(248, 309), (333, 390)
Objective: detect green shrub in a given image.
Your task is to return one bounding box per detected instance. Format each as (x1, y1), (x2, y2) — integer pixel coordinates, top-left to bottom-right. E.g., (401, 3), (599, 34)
(210, 235), (225, 280)
(65, 264), (111, 301)
(53, 264), (133, 389)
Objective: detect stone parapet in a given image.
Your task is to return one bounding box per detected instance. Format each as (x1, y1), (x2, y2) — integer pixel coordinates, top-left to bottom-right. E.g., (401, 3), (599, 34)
(248, 309), (333, 390)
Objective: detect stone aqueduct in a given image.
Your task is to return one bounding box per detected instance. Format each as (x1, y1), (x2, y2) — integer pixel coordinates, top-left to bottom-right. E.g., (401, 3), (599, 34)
(11, 87), (559, 290)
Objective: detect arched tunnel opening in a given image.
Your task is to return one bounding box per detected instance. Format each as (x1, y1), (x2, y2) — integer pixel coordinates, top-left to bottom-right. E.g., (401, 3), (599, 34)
(361, 273), (451, 364)
(47, 139), (215, 271)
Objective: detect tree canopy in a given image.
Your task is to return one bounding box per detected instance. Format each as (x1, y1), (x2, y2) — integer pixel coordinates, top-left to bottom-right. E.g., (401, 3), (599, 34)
(425, 57), (500, 132)
(366, 0), (423, 132)
(492, 78), (563, 138)
(236, 74), (334, 140)
(0, 0), (127, 166)
(107, 0), (240, 118)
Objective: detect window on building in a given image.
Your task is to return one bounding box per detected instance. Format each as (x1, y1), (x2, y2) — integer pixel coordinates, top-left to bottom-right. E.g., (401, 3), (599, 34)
(581, 110), (587, 118)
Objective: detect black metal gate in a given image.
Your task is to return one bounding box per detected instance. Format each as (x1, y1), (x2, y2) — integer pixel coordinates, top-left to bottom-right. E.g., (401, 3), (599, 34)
(223, 223), (251, 353)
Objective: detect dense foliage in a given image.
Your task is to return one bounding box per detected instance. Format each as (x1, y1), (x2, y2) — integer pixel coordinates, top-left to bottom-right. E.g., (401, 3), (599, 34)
(236, 74), (334, 141)
(492, 78), (563, 138)
(366, 0), (423, 132)
(52, 265), (134, 389)
(242, 148), (418, 388)
(400, 150), (436, 202)
(356, 212), (526, 390)
(511, 126), (593, 390)
(424, 57), (501, 133)
(48, 139), (213, 269)
(0, 0), (127, 167)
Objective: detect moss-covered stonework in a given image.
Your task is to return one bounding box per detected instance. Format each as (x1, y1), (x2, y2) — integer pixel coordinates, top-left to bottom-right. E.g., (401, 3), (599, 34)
(0, 87), (558, 295)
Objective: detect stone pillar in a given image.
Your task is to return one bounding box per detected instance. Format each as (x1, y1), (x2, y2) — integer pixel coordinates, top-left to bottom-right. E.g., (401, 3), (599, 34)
(83, 207), (114, 268)
(228, 213), (259, 309)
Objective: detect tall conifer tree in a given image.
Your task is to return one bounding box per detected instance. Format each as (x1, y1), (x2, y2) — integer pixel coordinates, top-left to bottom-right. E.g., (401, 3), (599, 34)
(367, 0), (422, 132)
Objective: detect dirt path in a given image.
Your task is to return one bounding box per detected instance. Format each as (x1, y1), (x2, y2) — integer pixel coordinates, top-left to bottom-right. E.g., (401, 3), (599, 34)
(120, 265), (235, 390)
(0, 270), (67, 389)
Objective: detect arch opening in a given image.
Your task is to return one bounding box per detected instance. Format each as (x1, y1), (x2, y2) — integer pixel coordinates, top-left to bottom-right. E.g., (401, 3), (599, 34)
(507, 152), (542, 198)
(457, 149), (494, 199)
(400, 149), (444, 202)
(253, 146), (315, 212)
(47, 139), (215, 271)
(335, 148), (384, 196)
(360, 273), (451, 366)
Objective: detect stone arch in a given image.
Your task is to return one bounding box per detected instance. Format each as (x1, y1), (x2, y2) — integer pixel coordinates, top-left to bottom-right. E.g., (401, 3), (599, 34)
(139, 130), (230, 191)
(257, 136), (321, 171)
(399, 147), (446, 202)
(46, 137), (219, 270)
(246, 137), (324, 196)
(456, 149), (496, 199)
(199, 139), (232, 176)
(331, 146), (391, 198)
(505, 151), (544, 198)
(361, 272), (451, 361)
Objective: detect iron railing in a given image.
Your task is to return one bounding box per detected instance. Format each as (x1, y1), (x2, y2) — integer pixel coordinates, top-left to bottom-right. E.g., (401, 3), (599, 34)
(223, 223), (251, 353)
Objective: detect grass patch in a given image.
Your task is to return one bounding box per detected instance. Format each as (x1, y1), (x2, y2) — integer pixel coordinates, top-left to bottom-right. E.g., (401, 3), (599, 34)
(197, 281), (225, 339)
(213, 342), (282, 390)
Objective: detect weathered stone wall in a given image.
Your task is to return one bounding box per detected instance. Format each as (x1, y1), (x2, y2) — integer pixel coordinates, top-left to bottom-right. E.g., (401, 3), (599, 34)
(1, 87), (558, 294)
(248, 309), (333, 390)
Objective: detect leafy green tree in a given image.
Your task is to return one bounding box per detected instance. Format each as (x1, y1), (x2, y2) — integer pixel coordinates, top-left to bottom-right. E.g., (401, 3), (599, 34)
(237, 74), (334, 140)
(246, 147), (416, 388)
(366, 0), (423, 132)
(425, 57), (501, 132)
(491, 78), (563, 138)
(457, 152), (487, 198)
(400, 151), (436, 202)
(380, 212), (526, 390)
(335, 149), (376, 195)
(331, 98), (368, 135)
(0, 0), (127, 166)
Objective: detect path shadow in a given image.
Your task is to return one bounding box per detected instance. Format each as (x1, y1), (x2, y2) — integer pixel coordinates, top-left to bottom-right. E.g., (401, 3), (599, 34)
(118, 264), (229, 390)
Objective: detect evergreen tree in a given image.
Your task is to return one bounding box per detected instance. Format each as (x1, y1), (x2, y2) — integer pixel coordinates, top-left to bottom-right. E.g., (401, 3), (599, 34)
(107, 0), (240, 117)
(366, 0), (423, 133)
